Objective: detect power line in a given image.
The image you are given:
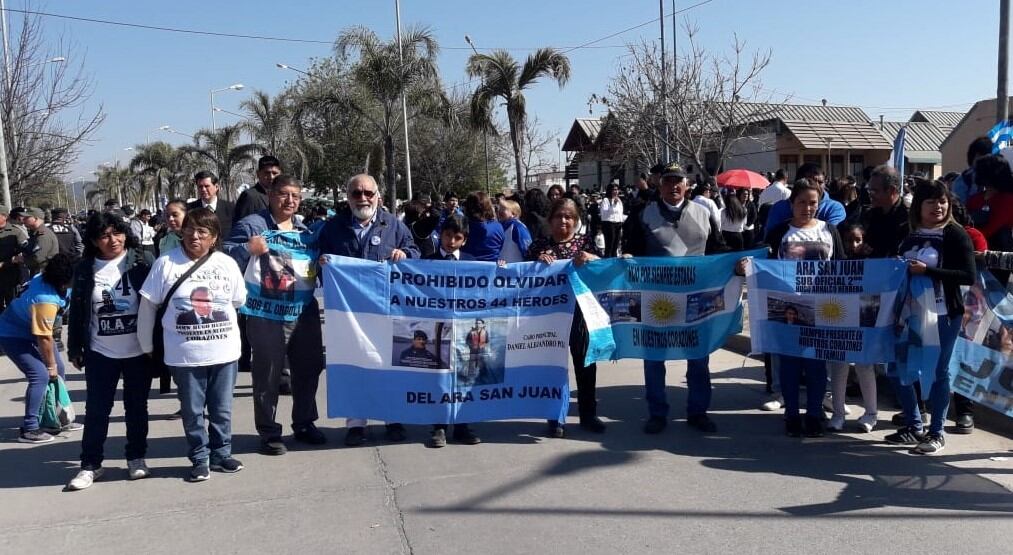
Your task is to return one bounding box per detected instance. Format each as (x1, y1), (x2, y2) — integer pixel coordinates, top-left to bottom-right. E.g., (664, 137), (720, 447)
(561, 0), (716, 53)
(0, 7), (626, 51)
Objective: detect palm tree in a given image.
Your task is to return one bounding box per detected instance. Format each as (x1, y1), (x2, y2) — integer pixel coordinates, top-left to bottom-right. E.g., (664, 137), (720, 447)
(335, 25), (446, 207)
(466, 48), (571, 191)
(88, 163), (131, 208)
(179, 125), (264, 200)
(240, 90), (290, 155)
(129, 141), (176, 208)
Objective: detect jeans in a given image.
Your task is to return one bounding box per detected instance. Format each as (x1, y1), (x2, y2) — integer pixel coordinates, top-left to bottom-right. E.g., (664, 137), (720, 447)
(247, 299), (324, 440)
(171, 361), (238, 465)
(643, 356), (711, 418)
(81, 352), (152, 470)
(0, 336), (65, 430)
(891, 314), (960, 435)
(777, 355), (827, 419)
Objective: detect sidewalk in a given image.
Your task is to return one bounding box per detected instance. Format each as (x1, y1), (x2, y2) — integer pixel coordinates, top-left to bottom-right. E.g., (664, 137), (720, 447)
(0, 339), (1009, 554)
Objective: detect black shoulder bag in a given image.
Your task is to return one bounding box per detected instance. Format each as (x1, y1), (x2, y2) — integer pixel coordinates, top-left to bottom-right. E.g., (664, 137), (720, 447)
(151, 252), (212, 393)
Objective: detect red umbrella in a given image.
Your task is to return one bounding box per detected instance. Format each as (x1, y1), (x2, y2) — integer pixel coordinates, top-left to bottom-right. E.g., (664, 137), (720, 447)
(716, 169), (770, 190)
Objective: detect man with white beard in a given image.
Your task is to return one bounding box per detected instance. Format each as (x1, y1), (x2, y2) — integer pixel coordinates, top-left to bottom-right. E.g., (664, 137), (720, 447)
(318, 173), (420, 446)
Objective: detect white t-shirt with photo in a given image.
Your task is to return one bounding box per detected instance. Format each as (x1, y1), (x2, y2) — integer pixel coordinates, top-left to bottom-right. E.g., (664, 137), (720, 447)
(139, 248), (247, 367)
(90, 253), (144, 358)
(778, 220), (835, 260)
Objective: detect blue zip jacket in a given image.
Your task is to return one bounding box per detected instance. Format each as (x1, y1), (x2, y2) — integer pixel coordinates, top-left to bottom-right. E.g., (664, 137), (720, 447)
(763, 191), (846, 241)
(223, 209), (310, 271)
(318, 209), (420, 261)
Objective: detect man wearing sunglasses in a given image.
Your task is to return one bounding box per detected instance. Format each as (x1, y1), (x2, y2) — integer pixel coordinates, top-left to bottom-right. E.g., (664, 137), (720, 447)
(318, 173), (420, 446)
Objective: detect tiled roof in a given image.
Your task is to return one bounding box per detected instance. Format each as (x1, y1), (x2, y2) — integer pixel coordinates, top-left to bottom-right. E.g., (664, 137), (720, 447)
(910, 110), (967, 132)
(561, 118), (604, 151)
(733, 102), (871, 124)
(879, 121), (949, 154)
(781, 119), (893, 150)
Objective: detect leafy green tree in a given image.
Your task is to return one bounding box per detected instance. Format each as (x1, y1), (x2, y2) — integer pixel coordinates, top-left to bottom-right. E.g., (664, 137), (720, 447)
(466, 48), (571, 191)
(179, 125), (264, 199)
(128, 141), (176, 207)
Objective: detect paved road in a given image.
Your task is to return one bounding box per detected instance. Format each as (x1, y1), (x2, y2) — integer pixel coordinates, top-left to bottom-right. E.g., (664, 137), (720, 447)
(0, 341), (1010, 554)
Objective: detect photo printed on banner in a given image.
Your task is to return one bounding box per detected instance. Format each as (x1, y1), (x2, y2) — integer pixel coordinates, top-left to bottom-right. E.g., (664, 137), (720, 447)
(391, 318), (452, 370)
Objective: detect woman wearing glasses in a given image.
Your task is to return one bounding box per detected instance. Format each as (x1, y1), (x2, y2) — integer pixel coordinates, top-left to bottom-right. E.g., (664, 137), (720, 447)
(138, 207), (247, 482)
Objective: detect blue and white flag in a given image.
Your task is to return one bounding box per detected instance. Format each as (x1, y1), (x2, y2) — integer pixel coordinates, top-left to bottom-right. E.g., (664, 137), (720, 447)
(240, 230), (318, 322)
(573, 250), (758, 362)
(948, 267), (1013, 417)
(322, 256), (575, 424)
(889, 125), (907, 177)
(988, 119), (1013, 154)
(747, 258), (908, 363)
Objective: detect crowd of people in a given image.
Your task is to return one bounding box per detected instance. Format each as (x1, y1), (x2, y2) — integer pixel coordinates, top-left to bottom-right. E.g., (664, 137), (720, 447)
(2, 136), (1009, 491)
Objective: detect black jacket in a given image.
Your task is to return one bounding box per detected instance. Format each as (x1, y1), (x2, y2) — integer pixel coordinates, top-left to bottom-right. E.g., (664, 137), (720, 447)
(188, 198), (235, 237)
(859, 200), (909, 258)
(67, 248), (153, 361)
(234, 184), (269, 222)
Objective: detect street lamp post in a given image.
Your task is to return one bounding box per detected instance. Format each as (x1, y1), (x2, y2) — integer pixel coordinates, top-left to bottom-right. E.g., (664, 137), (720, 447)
(213, 106), (246, 119)
(395, 0), (413, 202)
(276, 63), (311, 77)
(209, 83), (244, 133)
(465, 34), (491, 194)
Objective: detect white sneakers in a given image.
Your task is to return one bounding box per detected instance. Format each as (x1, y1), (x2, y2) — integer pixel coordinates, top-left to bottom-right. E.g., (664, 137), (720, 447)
(127, 459), (150, 480)
(66, 459), (150, 491)
(856, 413), (877, 433)
(67, 468), (104, 491)
(760, 394), (783, 412)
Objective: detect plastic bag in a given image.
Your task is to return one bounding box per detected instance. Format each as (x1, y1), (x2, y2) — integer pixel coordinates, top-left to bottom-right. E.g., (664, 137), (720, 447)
(55, 377), (75, 425)
(37, 377), (75, 430)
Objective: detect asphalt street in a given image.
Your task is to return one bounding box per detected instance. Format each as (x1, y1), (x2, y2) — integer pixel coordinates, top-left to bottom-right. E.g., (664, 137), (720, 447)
(0, 336), (1010, 554)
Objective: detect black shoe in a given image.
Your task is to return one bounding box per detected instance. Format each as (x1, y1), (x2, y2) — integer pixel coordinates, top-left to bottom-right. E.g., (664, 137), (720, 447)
(344, 426), (366, 446)
(259, 438), (287, 456)
(428, 428), (447, 448)
(785, 416), (802, 437)
(954, 414), (974, 435)
(385, 423), (407, 442)
(546, 420), (565, 438)
(293, 423), (327, 445)
(687, 414), (717, 433)
(210, 457), (244, 473)
(884, 426), (925, 445)
(579, 416), (607, 433)
(803, 417), (824, 438)
(643, 416), (667, 434)
(452, 425), (481, 445)
(187, 463), (210, 482)
(278, 381), (292, 396)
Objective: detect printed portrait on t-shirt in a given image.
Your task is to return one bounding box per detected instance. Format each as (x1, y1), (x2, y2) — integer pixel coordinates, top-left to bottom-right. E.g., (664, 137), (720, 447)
(176, 286), (229, 325)
(93, 271), (139, 337)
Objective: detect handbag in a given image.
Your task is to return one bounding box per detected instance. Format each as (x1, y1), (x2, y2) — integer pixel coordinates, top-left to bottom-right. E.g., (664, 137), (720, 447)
(151, 252), (212, 393)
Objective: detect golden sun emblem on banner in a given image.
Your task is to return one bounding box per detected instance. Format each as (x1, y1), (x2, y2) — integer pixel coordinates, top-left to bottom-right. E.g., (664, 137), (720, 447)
(818, 299), (848, 323)
(648, 296), (679, 323)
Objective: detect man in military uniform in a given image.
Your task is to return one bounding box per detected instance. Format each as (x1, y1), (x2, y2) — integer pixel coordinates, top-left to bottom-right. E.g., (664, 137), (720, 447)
(21, 207), (58, 275)
(0, 205), (27, 311)
(49, 208), (84, 262)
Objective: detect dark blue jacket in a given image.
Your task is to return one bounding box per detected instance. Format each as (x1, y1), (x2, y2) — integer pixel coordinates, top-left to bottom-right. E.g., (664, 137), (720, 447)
(222, 209), (309, 271)
(318, 209), (420, 261)
(461, 219), (505, 262)
(423, 250), (476, 261)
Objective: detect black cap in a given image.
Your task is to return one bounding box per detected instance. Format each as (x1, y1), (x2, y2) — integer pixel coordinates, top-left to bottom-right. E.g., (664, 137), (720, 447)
(413, 330), (428, 341)
(649, 163), (666, 175)
(661, 163), (686, 179)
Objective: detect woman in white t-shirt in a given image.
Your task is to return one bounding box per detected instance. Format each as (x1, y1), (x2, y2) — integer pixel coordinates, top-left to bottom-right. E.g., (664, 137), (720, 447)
(65, 212), (155, 491)
(764, 179), (844, 438)
(138, 207), (247, 482)
(599, 184), (625, 257)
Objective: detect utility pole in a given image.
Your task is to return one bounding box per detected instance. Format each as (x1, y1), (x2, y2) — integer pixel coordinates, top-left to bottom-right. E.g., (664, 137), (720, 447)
(658, 0), (670, 164)
(395, 0), (413, 203)
(672, 0), (680, 164)
(465, 35), (492, 193)
(0, 0), (12, 207)
(1000, 0), (1010, 123)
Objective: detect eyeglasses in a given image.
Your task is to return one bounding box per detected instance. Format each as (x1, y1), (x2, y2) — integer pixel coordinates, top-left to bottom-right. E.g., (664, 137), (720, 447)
(350, 189), (377, 199)
(272, 192), (300, 201)
(183, 227), (214, 239)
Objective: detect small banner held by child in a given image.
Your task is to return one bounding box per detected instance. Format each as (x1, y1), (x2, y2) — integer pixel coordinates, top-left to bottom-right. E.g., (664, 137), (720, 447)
(573, 250), (759, 362)
(747, 258), (908, 363)
(321, 256), (576, 424)
(948, 267), (1013, 417)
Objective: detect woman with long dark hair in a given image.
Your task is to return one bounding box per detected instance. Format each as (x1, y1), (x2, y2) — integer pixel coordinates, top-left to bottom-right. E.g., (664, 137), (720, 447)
(522, 188), (551, 243)
(460, 191), (505, 262)
(720, 190), (747, 251)
(65, 212), (154, 490)
(599, 184), (624, 257)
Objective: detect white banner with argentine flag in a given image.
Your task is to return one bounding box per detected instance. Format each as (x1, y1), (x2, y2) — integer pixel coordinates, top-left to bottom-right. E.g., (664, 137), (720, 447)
(321, 256), (577, 424)
(747, 258), (908, 363)
(573, 250), (758, 362)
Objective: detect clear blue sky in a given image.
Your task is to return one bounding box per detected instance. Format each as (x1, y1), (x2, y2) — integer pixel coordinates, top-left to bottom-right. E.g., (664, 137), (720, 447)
(20, 0), (1003, 180)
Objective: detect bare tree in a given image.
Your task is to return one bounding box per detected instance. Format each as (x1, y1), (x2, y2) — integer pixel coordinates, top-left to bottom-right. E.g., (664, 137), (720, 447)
(4, 8), (104, 202)
(593, 25), (785, 177)
(491, 115), (556, 187)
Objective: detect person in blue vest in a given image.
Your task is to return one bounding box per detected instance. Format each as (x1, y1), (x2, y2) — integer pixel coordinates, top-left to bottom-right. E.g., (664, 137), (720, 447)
(763, 163), (846, 238)
(318, 173), (420, 446)
(950, 136), (993, 205)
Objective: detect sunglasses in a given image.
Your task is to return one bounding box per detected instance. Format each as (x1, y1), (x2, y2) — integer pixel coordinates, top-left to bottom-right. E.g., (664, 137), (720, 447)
(350, 189), (377, 199)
